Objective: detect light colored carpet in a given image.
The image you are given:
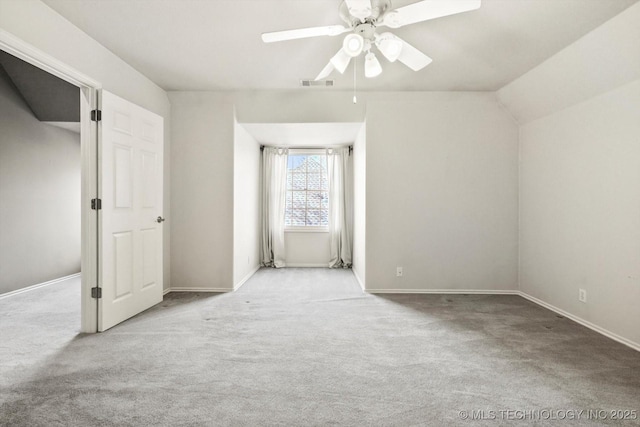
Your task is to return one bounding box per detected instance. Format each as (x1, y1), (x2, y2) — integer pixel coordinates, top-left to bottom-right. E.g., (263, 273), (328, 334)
(0, 268), (639, 426)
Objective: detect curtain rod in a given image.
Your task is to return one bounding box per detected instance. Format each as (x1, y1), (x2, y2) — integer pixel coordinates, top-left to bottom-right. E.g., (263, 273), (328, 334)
(260, 145), (353, 152)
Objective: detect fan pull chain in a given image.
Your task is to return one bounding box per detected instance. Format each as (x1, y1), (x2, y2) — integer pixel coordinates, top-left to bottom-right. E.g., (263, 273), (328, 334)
(353, 57), (357, 104)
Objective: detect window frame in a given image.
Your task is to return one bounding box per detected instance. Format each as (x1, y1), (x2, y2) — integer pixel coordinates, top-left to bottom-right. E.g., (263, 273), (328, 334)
(285, 149), (329, 233)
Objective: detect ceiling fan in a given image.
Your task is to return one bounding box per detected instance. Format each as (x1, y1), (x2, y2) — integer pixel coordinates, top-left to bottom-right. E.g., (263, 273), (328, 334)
(261, 0), (481, 80)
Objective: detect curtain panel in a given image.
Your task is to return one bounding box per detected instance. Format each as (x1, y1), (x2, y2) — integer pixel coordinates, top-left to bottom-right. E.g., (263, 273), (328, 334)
(261, 147), (288, 267)
(327, 147), (353, 268)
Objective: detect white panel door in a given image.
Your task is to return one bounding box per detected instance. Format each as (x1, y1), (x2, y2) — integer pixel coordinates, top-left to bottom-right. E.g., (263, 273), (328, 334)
(99, 90), (163, 331)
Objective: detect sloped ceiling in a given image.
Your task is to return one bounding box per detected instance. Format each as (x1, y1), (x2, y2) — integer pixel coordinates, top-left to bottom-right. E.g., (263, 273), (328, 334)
(42, 0), (638, 91)
(0, 51), (79, 122)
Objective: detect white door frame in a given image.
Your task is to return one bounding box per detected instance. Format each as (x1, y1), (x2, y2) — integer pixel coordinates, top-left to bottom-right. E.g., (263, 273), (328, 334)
(0, 29), (102, 333)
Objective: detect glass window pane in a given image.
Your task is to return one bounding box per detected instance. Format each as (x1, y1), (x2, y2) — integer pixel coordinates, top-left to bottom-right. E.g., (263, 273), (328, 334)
(307, 191), (322, 208)
(292, 173), (306, 190)
(288, 155), (305, 171)
(320, 209), (329, 226)
(307, 209), (323, 226)
(321, 174), (328, 191)
(285, 191), (292, 209)
(320, 192), (328, 209)
(291, 209), (305, 226)
(284, 154), (331, 229)
(293, 191), (306, 208)
(285, 207), (292, 226)
(307, 155), (323, 172)
(286, 172), (293, 190)
(307, 173), (321, 190)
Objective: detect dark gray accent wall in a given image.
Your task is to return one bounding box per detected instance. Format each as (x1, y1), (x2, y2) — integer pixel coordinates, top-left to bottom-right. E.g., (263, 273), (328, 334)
(0, 63), (81, 295)
(0, 51), (79, 122)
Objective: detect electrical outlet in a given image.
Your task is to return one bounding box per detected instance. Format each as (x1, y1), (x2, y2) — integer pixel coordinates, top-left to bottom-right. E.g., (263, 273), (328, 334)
(396, 267), (403, 277)
(578, 289), (587, 303)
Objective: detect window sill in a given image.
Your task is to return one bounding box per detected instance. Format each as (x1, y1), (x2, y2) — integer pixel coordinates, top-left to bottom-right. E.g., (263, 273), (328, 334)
(285, 227), (329, 233)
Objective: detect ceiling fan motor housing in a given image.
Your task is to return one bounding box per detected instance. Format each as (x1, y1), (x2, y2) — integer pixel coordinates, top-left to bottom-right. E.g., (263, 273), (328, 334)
(339, 0), (393, 27)
(354, 22), (377, 40)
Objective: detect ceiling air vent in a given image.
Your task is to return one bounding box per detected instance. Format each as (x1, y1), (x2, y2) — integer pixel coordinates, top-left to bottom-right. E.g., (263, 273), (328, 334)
(300, 79), (334, 87)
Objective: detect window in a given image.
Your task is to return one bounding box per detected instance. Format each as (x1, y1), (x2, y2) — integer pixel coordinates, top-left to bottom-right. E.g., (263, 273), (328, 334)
(285, 152), (329, 229)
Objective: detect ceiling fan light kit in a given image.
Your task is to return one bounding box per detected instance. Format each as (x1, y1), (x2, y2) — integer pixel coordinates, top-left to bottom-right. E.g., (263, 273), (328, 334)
(343, 33), (365, 57)
(364, 52), (383, 78)
(262, 0), (481, 80)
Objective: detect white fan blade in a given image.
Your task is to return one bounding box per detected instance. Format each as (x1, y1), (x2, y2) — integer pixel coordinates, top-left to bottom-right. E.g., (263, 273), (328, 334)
(261, 25), (349, 43)
(381, 0), (481, 29)
(345, 0), (373, 21)
(396, 37), (433, 71)
(329, 49), (352, 74)
(375, 32), (403, 62)
(315, 62), (335, 81)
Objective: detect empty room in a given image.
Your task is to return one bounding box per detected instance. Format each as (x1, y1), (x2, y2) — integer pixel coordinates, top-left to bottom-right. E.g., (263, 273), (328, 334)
(1, 0), (639, 425)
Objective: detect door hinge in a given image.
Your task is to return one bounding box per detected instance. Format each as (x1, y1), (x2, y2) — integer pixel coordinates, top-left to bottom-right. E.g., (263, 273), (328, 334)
(91, 198), (102, 210)
(91, 109), (102, 122)
(91, 287), (102, 299)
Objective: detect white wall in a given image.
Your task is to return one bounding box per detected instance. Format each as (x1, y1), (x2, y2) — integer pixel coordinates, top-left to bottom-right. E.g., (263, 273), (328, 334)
(352, 124), (366, 288)
(365, 92), (519, 292)
(233, 91), (366, 124)
(519, 79), (640, 348)
(0, 66), (80, 294)
(169, 92), (234, 291)
(170, 91), (364, 289)
(170, 91), (517, 292)
(0, 0), (172, 289)
(498, 3), (640, 348)
(233, 120), (261, 287)
(284, 232), (330, 267)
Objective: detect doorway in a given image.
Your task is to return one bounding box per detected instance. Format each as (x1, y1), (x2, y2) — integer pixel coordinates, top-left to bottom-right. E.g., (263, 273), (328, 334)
(0, 50), (81, 296)
(0, 30), (101, 333)
(1, 30), (167, 332)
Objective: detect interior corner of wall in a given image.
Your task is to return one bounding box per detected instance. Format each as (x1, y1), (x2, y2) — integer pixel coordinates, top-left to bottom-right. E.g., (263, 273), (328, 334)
(494, 91), (520, 127)
(233, 105), (239, 124)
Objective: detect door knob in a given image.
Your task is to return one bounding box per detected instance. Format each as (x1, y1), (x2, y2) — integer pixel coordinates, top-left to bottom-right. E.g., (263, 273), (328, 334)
(156, 216), (165, 223)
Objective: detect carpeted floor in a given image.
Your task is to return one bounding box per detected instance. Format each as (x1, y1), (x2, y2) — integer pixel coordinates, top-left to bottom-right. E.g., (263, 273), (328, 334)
(1, 268), (639, 426)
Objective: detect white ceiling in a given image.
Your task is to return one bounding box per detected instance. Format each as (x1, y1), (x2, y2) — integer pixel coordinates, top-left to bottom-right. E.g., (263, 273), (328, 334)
(241, 122), (363, 147)
(43, 0), (637, 91)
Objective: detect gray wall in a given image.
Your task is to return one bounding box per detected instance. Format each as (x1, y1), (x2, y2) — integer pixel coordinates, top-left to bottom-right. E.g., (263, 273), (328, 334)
(0, 66), (80, 294)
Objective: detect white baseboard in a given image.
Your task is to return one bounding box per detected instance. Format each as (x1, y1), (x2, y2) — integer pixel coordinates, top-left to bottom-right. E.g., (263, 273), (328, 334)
(352, 268), (365, 291)
(234, 265), (260, 291)
(163, 287), (171, 296)
(0, 272), (81, 300)
(519, 291), (640, 352)
(166, 287), (233, 293)
(367, 288), (520, 295)
(285, 263), (330, 268)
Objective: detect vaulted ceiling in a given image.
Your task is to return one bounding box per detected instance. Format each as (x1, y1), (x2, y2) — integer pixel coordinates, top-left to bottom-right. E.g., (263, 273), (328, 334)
(43, 0), (637, 91)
